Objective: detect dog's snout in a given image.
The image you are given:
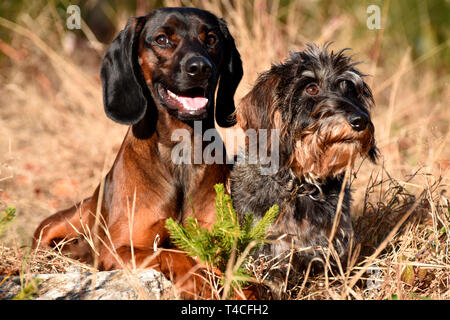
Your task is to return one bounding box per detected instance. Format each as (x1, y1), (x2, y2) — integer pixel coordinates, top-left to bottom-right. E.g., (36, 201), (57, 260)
(347, 113), (369, 131)
(185, 56), (212, 79)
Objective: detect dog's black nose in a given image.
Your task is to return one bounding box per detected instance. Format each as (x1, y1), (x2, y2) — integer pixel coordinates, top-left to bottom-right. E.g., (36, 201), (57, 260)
(185, 57), (212, 79)
(347, 113), (369, 131)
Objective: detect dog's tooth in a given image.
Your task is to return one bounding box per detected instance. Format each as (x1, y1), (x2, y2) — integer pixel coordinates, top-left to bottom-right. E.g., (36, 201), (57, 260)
(168, 90), (177, 98)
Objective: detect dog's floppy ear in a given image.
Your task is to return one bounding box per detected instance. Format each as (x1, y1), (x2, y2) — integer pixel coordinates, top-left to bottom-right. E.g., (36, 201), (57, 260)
(236, 70), (281, 132)
(216, 19), (243, 128)
(100, 16), (148, 125)
(368, 141), (380, 163)
(360, 76), (379, 164)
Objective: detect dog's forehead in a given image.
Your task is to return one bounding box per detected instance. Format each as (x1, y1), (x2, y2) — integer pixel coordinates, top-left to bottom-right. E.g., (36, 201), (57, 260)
(144, 8), (220, 34)
(297, 60), (363, 87)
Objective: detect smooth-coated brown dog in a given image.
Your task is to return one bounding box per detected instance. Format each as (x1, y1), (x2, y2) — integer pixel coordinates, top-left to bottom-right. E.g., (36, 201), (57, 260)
(32, 7), (243, 299)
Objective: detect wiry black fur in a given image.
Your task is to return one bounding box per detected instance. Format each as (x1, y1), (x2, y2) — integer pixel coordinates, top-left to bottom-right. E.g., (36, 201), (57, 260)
(231, 44), (378, 286)
(232, 166), (353, 269)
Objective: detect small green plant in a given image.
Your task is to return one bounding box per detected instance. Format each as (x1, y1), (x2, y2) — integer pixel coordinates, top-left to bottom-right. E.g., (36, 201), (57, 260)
(165, 183), (278, 296)
(12, 278), (41, 300)
(0, 206), (15, 236)
(9, 246), (42, 300)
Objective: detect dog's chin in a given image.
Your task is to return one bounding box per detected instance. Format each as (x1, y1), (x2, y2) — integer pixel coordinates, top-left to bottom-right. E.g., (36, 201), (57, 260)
(291, 139), (367, 180)
(155, 83), (210, 121)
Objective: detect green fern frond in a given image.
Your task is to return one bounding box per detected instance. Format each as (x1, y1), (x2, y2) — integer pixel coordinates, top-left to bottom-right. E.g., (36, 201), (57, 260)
(165, 217), (205, 260)
(247, 204), (279, 241)
(165, 183), (279, 297)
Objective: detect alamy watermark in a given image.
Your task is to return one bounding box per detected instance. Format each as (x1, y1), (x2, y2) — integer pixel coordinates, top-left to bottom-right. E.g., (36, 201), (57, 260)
(366, 5), (381, 30)
(66, 5), (81, 30)
(171, 121), (280, 175)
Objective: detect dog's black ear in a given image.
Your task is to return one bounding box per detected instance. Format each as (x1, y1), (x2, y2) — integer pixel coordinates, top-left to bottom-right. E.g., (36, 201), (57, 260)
(216, 18), (243, 128)
(359, 76), (379, 163)
(368, 138), (380, 163)
(100, 16), (148, 125)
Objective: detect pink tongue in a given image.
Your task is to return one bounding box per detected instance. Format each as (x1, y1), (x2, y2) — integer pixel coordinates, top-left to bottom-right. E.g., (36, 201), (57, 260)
(178, 96), (208, 110)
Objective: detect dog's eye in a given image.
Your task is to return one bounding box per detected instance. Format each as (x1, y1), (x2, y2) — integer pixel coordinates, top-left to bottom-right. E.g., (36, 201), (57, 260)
(155, 35), (169, 46)
(305, 83), (320, 96)
(206, 33), (218, 46)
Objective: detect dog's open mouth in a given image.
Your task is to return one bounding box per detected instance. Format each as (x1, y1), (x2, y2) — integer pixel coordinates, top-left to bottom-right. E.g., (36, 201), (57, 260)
(157, 84), (209, 117)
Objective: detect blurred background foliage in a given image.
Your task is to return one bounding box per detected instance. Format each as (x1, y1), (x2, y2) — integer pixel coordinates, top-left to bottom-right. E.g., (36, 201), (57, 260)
(0, 0), (448, 72)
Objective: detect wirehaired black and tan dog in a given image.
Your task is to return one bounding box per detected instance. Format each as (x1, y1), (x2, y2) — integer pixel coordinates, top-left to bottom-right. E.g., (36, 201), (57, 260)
(33, 7), (242, 299)
(231, 44), (378, 284)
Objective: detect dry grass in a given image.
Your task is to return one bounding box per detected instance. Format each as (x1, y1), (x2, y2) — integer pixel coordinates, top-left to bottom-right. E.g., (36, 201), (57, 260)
(0, 0), (448, 300)
(248, 168), (449, 300)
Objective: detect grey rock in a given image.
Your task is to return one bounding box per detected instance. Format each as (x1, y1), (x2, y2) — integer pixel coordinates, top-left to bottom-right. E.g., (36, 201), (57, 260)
(0, 269), (176, 300)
